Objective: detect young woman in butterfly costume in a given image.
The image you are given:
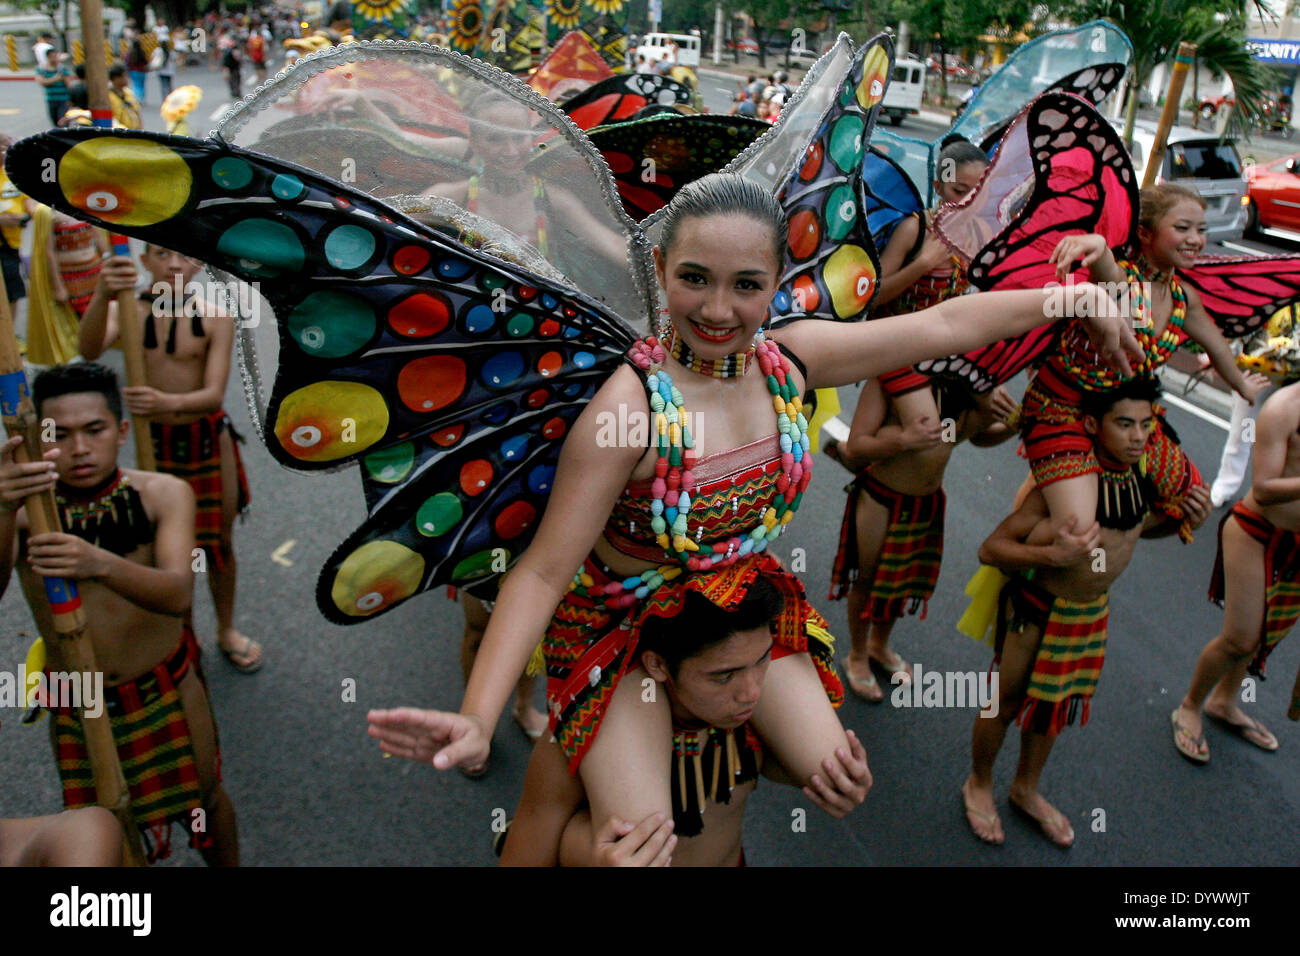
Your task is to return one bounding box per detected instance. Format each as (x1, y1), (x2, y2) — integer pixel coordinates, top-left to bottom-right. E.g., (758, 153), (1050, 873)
(3, 38), (1142, 844)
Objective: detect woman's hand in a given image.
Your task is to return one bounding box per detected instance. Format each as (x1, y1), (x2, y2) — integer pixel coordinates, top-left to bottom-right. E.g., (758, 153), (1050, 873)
(1049, 234), (1109, 281)
(367, 707), (491, 771)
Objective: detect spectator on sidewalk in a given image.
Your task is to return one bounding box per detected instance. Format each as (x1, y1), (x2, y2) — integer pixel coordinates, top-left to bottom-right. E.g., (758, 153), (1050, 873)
(35, 48), (72, 128)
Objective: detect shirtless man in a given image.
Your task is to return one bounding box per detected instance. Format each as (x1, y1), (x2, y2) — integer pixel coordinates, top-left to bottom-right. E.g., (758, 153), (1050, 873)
(1172, 379), (1300, 761)
(373, 576), (871, 866)
(0, 363), (238, 863)
(961, 379), (1211, 846)
(827, 378), (1016, 700)
(79, 245), (262, 673)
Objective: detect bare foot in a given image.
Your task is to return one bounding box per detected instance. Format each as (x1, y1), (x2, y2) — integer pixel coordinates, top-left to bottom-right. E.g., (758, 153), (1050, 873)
(962, 777), (1004, 844)
(1008, 786), (1074, 848)
(217, 629), (264, 674)
(843, 655), (883, 703)
(512, 703), (548, 740)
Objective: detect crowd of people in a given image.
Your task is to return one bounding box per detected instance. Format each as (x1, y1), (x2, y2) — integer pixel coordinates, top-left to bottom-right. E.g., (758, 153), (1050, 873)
(0, 32), (1296, 870)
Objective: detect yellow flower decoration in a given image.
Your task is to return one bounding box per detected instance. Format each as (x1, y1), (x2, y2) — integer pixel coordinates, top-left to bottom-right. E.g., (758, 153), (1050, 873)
(353, 0), (409, 21)
(587, 0), (625, 14)
(548, 0), (583, 31)
(450, 0), (485, 52)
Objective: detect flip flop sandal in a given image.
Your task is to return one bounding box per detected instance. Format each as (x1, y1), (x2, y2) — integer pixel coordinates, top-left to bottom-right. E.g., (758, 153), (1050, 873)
(1205, 710), (1279, 752)
(961, 783), (1003, 845)
(1009, 794), (1074, 849)
(220, 636), (263, 674)
(870, 651), (914, 684)
(1171, 708), (1210, 764)
(842, 656), (883, 703)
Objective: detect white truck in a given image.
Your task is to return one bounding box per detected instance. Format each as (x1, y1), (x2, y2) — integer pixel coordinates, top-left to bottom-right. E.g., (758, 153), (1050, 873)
(882, 56), (925, 126)
(636, 32), (701, 69)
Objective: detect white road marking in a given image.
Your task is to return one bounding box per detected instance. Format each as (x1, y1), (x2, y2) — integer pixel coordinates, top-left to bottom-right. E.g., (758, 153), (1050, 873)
(1160, 392), (1230, 431)
(1222, 239), (1273, 255)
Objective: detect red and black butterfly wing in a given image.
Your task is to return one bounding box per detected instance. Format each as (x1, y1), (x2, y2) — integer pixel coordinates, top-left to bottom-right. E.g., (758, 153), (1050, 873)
(585, 112), (768, 221)
(1179, 254), (1300, 339)
(559, 73), (693, 131)
(922, 92), (1137, 391)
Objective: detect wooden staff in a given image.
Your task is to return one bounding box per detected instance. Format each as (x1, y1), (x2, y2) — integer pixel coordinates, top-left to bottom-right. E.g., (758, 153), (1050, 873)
(1143, 42), (1197, 188)
(0, 282), (145, 866)
(80, 0), (155, 471)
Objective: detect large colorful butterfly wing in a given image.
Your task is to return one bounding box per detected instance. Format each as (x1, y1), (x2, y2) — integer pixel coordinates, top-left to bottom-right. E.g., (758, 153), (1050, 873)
(860, 146), (924, 259)
(6, 127), (636, 623)
(559, 73), (693, 131)
(920, 93), (1138, 391)
(1179, 255), (1300, 339)
(976, 63), (1128, 154)
(586, 113), (768, 222)
(768, 36), (893, 327)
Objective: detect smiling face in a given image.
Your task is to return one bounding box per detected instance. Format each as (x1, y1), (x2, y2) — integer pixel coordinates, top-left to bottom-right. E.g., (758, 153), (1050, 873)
(470, 99), (534, 175)
(1140, 198), (1207, 271)
(1085, 397), (1155, 468)
(653, 213), (780, 356)
(40, 393), (128, 489)
(645, 624), (774, 729)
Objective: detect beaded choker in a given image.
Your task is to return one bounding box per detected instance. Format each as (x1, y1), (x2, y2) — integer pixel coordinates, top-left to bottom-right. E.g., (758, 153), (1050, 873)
(1133, 253), (1173, 286)
(663, 327), (756, 379)
(1096, 461), (1153, 532)
(573, 332), (812, 606)
(56, 470), (153, 557)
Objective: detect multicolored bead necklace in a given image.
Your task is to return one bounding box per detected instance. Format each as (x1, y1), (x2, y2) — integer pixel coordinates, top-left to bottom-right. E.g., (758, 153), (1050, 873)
(466, 174), (548, 258)
(1068, 258), (1187, 390)
(569, 330), (813, 607)
(663, 326), (757, 378)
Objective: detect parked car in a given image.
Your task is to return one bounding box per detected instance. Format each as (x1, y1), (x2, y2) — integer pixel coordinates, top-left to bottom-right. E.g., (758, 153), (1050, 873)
(1243, 152), (1300, 236)
(728, 38), (759, 55)
(1113, 118), (1249, 241)
(636, 32), (701, 69)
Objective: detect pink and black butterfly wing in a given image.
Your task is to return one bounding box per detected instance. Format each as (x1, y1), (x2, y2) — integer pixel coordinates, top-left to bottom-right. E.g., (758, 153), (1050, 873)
(922, 92), (1137, 391)
(1179, 255), (1300, 339)
(6, 127), (635, 623)
(559, 73), (693, 131)
(769, 36), (893, 328)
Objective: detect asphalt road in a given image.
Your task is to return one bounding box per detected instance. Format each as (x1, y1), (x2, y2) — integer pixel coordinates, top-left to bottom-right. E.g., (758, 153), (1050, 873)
(0, 62), (1296, 868)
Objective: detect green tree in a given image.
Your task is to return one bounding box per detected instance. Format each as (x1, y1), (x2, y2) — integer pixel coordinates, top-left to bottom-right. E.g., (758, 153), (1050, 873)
(1066, 0), (1281, 141)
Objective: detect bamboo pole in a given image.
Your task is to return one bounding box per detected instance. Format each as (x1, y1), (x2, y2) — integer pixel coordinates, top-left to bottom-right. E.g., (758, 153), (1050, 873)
(80, 0), (155, 472)
(0, 280), (145, 866)
(1142, 42), (1197, 188)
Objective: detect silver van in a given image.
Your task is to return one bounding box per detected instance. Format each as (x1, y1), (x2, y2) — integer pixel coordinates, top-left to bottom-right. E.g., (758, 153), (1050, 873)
(1111, 118), (1249, 241)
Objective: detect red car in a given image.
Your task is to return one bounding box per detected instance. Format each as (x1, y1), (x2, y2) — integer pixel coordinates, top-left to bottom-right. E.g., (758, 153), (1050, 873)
(1244, 152), (1300, 234)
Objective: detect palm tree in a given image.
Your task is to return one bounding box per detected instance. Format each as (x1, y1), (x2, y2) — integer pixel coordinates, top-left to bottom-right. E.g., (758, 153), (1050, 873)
(1067, 0), (1280, 142)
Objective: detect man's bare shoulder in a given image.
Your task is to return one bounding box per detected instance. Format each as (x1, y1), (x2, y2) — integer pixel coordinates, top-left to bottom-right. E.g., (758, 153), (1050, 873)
(122, 468), (191, 507)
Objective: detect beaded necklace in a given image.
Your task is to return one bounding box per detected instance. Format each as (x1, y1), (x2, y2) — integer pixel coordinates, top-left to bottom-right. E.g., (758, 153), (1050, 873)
(663, 326), (756, 378)
(466, 173), (548, 258)
(569, 330), (812, 606)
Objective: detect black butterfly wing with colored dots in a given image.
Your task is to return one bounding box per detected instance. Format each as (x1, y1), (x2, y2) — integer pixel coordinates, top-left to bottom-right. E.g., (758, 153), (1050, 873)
(6, 127), (637, 624)
(767, 35), (893, 329)
(559, 73), (694, 132)
(1178, 255), (1300, 339)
